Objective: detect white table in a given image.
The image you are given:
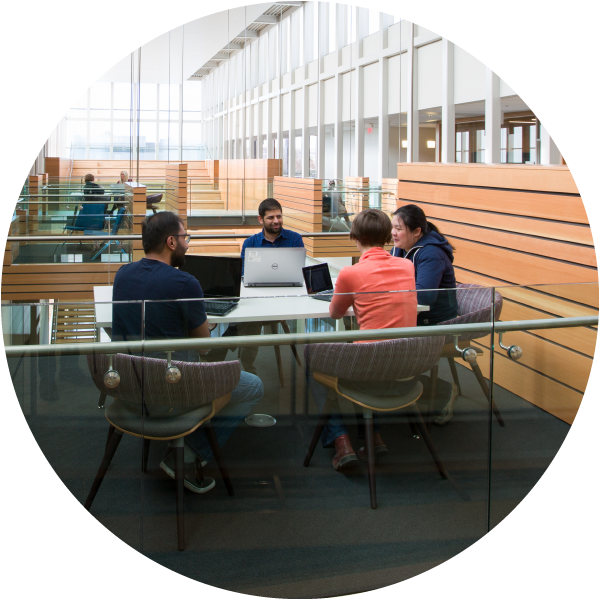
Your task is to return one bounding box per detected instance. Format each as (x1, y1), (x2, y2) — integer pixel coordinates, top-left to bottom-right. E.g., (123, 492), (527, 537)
(94, 283), (428, 335)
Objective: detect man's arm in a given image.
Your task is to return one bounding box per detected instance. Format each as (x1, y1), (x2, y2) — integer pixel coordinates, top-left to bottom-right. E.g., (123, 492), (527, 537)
(189, 320), (211, 354)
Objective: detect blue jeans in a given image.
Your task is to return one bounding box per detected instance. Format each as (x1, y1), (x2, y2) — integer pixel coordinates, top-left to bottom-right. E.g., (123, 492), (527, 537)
(185, 371), (264, 462)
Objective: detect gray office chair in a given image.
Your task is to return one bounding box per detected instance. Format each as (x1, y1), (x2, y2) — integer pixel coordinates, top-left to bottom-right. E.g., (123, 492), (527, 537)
(303, 335), (448, 509)
(84, 353), (241, 551)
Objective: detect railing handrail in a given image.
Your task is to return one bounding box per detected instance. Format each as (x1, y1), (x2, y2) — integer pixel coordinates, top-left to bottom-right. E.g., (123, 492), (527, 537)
(6, 232), (353, 242)
(4, 316), (597, 357)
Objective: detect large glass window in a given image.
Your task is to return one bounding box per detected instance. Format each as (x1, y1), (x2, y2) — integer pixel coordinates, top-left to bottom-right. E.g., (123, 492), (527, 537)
(90, 82), (111, 119)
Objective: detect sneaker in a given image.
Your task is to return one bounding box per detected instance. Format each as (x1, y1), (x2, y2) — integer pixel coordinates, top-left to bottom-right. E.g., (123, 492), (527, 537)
(434, 384), (459, 426)
(160, 449), (215, 494)
(357, 433), (389, 461)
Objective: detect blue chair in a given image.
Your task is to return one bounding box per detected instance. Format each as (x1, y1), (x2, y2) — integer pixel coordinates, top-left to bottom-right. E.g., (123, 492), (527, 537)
(85, 208), (127, 261)
(65, 202), (106, 233)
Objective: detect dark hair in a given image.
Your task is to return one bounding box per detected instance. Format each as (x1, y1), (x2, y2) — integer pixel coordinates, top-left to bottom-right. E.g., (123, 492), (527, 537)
(258, 198), (282, 218)
(84, 173), (94, 182)
(141, 211), (184, 254)
(393, 204), (455, 250)
(350, 209), (392, 248)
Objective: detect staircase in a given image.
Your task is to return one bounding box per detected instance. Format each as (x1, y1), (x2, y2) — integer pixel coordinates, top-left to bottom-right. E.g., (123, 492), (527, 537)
(51, 303), (97, 344)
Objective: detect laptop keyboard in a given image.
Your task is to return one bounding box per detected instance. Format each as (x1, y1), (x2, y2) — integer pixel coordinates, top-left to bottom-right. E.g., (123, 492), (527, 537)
(204, 301), (238, 316)
(311, 291), (334, 302)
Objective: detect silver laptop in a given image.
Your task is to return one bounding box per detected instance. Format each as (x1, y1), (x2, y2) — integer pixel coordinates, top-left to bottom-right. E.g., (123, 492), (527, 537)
(243, 247), (306, 287)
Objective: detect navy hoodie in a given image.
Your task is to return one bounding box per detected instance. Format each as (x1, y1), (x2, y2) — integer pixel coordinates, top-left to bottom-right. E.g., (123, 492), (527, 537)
(391, 230), (458, 325)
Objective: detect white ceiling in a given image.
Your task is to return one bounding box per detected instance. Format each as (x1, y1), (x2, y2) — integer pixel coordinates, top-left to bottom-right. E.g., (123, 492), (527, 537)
(97, 4), (271, 84)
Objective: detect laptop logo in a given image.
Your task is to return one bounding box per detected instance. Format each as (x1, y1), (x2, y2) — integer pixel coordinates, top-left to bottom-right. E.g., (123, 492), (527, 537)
(271, 263), (278, 270)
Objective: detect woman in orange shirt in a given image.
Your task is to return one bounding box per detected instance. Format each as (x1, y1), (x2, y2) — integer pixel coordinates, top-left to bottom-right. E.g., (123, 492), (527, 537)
(308, 209), (418, 471)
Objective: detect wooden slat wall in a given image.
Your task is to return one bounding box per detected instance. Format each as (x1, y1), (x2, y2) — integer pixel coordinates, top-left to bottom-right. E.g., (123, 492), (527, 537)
(127, 183), (147, 262)
(165, 164), (187, 229)
(344, 176), (370, 214)
(45, 157), (71, 179)
(218, 160), (282, 213)
(396, 162), (598, 424)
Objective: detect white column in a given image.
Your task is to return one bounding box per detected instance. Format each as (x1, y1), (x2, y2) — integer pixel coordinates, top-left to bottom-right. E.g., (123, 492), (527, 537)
(353, 7), (369, 62)
(378, 57), (389, 180)
(303, 2), (315, 76)
(540, 124), (561, 164)
(407, 23), (419, 163)
(441, 39), (455, 163)
(334, 72), (343, 179)
(485, 67), (501, 164)
(353, 66), (364, 176)
(267, 98), (273, 158)
(302, 85), (310, 177)
(318, 2), (329, 60)
(379, 13), (394, 50)
(317, 78), (325, 179)
(288, 91), (296, 176)
(335, 3), (347, 67)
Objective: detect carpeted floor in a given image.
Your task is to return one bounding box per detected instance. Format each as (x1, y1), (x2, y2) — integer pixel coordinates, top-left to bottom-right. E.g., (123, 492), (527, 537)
(8, 340), (570, 597)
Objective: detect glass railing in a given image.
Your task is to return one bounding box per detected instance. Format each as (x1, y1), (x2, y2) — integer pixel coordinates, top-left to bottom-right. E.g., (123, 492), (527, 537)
(320, 186), (397, 232)
(4, 285), (596, 593)
(187, 178), (274, 221)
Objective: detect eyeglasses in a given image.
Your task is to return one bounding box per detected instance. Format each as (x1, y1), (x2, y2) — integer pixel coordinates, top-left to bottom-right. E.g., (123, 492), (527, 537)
(169, 234), (191, 244)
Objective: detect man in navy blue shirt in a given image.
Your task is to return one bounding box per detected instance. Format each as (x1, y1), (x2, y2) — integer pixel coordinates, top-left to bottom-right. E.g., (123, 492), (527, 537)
(222, 198), (304, 374)
(112, 212), (263, 494)
(240, 198), (304, 274)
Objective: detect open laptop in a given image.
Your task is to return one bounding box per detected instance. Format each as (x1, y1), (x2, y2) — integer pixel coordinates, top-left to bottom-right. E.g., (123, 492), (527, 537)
(302, 263), (335, 302)
(179, 255), (242, 316)
(243, 247), (306, 287)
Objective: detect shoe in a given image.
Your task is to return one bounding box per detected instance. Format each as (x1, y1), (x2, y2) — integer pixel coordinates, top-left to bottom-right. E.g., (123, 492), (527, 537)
(332, 434), (358, 470)
(357, 433), (389, 461)
(434, 384), (459, 426)
(160, 449), (215, 494)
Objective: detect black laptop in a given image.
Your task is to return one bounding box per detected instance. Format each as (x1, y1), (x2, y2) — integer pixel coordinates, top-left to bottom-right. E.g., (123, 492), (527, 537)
(180, 255), (242, 316)
(302, 263), (335, 302)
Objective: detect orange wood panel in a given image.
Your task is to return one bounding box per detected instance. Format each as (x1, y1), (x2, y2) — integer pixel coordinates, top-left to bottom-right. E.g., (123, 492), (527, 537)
(396, 181), (588, 223)
(450, 238), (598, 306)
(470, 344), (583, 424)
(437, 221), (596, 267)
(405, 200), (594, 246)
(397, 163), (579, 194)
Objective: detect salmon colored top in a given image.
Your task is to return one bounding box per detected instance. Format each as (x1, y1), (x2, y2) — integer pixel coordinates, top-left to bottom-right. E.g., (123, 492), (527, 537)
(329, 247), (417, 338)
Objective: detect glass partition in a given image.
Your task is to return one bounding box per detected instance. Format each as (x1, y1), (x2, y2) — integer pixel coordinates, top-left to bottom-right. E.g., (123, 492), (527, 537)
(4, 286), (532, 593)
(489, 282), (598, 529)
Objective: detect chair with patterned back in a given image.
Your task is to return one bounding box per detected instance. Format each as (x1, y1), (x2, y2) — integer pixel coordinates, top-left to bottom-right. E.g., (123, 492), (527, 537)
(303, 335), (449, 509)
(433, 284), (504, 426)
(84, 352), (241, 550)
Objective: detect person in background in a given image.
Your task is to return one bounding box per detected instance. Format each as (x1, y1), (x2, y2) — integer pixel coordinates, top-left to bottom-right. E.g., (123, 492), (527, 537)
(117, 170), (132, 184)
(391, 204), (459, 425)
(112, 211), (263, 494)
(82, 173), (104, 197)
(307, 209), (418, 471)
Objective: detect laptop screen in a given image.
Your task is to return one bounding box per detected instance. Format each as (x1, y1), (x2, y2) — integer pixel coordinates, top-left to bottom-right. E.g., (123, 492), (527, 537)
(302, 263), (333, 294)
(180, 255), (242, 299)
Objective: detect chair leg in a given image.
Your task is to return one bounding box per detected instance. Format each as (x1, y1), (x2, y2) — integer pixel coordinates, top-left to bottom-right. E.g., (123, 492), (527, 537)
(173, 443), (185, 551)
(204, 421), (234, 496)
(408, 418), (420, 439)
(408, 404), (449, 480)
(85, 428), (123, 511)
(303, 390), (335, 467)
(426, 363), (439, 432)
(280, 321), (302, 366)
(471, 361), (505, 427)
(269, 323), (285, 387)
(104, 424), (115, 453)
(364, 410), (377, 509)
(142, 438), (151, 473)
(447, 357), (463, 396)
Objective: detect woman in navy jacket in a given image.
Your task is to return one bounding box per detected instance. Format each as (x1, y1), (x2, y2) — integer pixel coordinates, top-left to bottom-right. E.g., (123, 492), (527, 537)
(391, 204), (459, 424)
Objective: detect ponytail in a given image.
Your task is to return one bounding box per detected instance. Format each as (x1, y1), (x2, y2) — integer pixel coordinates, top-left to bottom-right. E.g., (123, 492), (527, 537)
(393, 205), (455, 251)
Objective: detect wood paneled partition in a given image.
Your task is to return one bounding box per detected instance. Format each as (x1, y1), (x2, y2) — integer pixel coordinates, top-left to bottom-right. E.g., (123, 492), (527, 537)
(395, 163), (597, 424)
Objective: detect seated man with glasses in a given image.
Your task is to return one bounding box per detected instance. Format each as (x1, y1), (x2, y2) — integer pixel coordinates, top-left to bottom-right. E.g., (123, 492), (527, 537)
(112, 211), (264, 494)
